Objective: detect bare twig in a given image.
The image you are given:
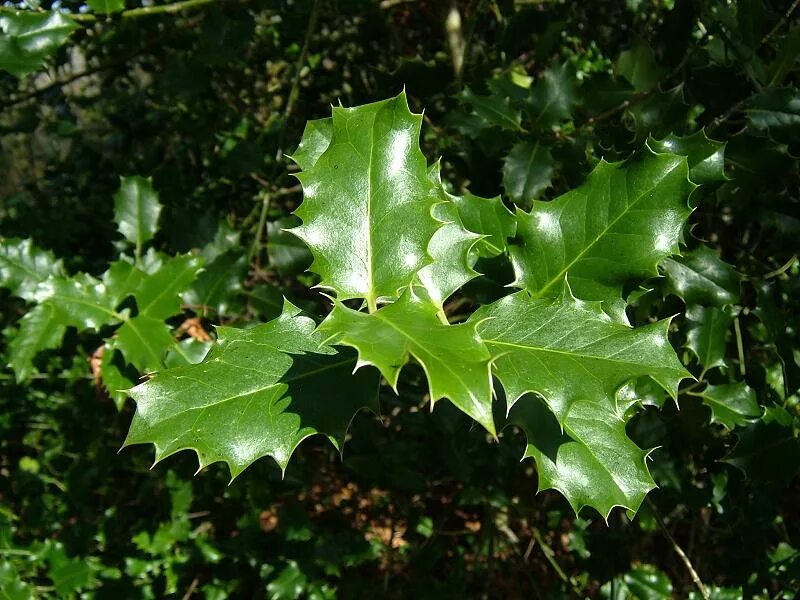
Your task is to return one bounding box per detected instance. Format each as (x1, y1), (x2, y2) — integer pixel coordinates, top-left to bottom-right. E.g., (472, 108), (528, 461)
(647, 498), (709, 600)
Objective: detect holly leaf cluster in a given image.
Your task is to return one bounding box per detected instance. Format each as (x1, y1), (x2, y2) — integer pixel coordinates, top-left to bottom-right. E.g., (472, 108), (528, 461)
(118, 91), (726, 517)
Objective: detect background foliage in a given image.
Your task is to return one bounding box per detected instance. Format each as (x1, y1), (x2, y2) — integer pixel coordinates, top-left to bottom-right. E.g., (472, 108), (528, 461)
(1, 0), (799, 597)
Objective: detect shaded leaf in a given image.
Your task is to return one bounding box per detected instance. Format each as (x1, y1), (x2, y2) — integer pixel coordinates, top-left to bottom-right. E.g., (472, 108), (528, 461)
(184, 250), (247, 316)
(459, 87), (522, 131)
(696, 382), (761, 430)
(7, 303), (66, 382)
(267, 216), (313, 277)
(527, 64), (578, 128)
(502, 141), (554, 208)
(100, 344), (136, 410)
(617, 40), (665, 92)
(317, 290), (495, 434)
(124, 301), (380, 477)
(661, 246), (741, 307)
(747, 87), (800, 146)
(451, 191), (516, 258)
(685, 305), (734, 371)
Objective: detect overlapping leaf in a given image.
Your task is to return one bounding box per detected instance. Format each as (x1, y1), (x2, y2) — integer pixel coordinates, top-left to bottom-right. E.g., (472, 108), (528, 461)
(472, 283), (689, 423)
(290, 92), (441, 307)
(509, 148), (694, 321)
(661, 246), (740, 307)
(685, 305), (733, 372)
(124, 301), (380, 477)
(0, 10), (77, 77)
(316, 290), (495, 434)
(695, 382), (761, 430)
(0, 238), (65, 301)
(511, 396), (656, 517)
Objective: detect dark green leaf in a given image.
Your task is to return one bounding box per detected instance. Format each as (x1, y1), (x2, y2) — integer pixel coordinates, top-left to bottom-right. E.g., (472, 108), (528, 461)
(648, 131), (727, 185)
(661, 246), (741, 307)
(696, 382), (761, 429)
(685, 305), (734, 372)
(502, 141), (554, 208)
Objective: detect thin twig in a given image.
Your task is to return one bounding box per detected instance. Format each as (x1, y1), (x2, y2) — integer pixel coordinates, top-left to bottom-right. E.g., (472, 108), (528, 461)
(761, 0), (800, 46)
(181, 576), (200, 600)
(249, 191), (272, 264)
(764, 255), (798, 279)
(647, 498), (709, 600)
(733, 317), (746, 377)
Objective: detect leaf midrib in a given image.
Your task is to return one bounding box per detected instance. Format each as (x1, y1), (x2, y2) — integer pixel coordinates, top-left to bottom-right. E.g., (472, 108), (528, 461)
(536, 159), (682, 297)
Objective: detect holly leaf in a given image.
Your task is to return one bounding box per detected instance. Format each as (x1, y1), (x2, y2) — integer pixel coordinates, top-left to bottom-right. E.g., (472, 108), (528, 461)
(184, 250), (247, 316)
(87, 0), (125, 14)
(100, 345), (136, 410)
(124, 301), (380, 477)
(34, 274), (120, 330)
(7, 303), (66, 382)
(472, 284), (689, 423)
(115, 315), (175, 373)
(627, 85), (690, 142)
(685, 305), (734, 372)
(602, 564), (673, 599)
(131, 254), (202, 320)
(459, 87), (522, 131)
(113, 176), (163, 255)
(747, 87), (800, 146)
(511, 395), (655, 517)
(502, 141), (554, 208)
(316, 289), (495, 434)
(450, 191), (516, 258)
(289, 117), (332, 170)
(724, 419), (800, 483)
(290, 92), (441, 307)
(649, 131), (727, 185)
(756, 281), (800, 396)
(696, 382), (762, 430)
(616, 40), (665, 92)
(267, 216), (313, 277)
(417, 200), (480, 309)
(0, 238), (65, 301)
(661, 246), (741, 307)
(0, 10), (77, 78)
(509, 148), (694, 322)
(527, 64), (578, 129)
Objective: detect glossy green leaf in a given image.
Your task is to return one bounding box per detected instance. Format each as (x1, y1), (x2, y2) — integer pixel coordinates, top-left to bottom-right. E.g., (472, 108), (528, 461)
(755, 281), (800, 396)
(473, 284), (689, 423)
(34, 274), (120, 330)
(459, 87), (522, 131)
(115, 315), (175, 373)
(317, 290), (495, 434)
(87, 0), (125, 14)
(451, 191), (516, 258)
(510, 148), (694, 322)
(512, 396), (655, 517)
(602, 564), (673, 599)
(132, 254), (202, 320)
(696, 382), (761, 429)
(290, 92), (440, 307)
(685, 305), (733, 371)
(649, 131), (727, 185)
(164, 338), (212, 368)
(0, 10), (77, 78)
(661, 246), (741, 307)
(502, 141), (554, 208)
(113, 176), (163, 255)
(0, 238), (65, 302)
(289, 117), (332, 170)
(124, 301), (380, 477)
(7, 303), (66, 382)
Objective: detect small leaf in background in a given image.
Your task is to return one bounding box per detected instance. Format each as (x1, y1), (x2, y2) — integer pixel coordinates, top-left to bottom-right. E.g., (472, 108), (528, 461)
(695, 382), (761, 430)
(317, 290), (495, 434)
(627, 85), (690, 142)
(616, 39), (665, 92)
(459, 87), (522, 131)
(267, 216), (312, 277)
(87, 0), (126, 14)
(527, 64), (578, 129)
(747, 88), (800, 147)
(661, 246), (741, 307)
(184, 250), (247, 317)
(601, 564), (673, 599)
(0, 10), (77, 77)
(685, 305), (734, 372)
(512, 396), (655, 518)
(502, 141), (554, 208)
(0, 238), (65, 302)
(113, 176), (163, 256)
(124, 301), (380, 477)
(510, 148), (694, 321)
